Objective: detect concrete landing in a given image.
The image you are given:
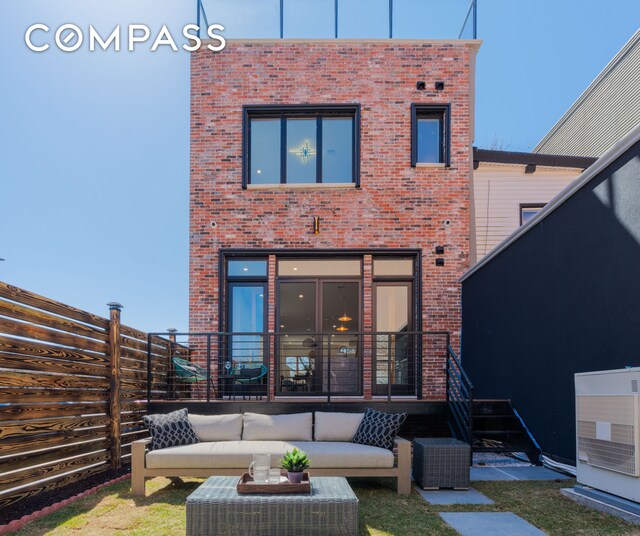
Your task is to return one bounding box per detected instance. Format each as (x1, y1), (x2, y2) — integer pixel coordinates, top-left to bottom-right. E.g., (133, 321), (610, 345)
(471, 466), (570, 481)
(416, 486), (494, 505)
(562, 486), (640, 526)
(439, 512), (547, 536)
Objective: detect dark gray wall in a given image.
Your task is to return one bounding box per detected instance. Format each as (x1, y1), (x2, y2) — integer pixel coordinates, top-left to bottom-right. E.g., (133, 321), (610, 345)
(462, 141), (640, 462)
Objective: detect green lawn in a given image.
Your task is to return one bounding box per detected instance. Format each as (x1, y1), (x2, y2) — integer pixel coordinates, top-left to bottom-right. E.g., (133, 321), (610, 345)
(13, 476), (640, 536)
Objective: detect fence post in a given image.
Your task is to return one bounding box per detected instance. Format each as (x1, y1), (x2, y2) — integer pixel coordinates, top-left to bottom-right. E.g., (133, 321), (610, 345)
(107, 302), (123, 470)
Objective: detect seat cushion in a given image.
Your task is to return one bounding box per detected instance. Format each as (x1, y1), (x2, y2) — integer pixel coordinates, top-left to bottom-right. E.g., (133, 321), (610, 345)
(290, 441), (394, 469)
(314, 412), (364, 441)
(188, 413), (243, 442)
(145, 440), (394, 469)
(242, 412), (313, 441)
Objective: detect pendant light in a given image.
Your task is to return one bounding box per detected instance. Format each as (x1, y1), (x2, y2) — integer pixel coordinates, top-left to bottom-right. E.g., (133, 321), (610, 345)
(338, 295), (352, 323)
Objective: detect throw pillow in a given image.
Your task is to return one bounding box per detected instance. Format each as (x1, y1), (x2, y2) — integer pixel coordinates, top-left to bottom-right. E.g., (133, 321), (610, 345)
(352, 408), (407, 450)
(143, 408), (199, 451)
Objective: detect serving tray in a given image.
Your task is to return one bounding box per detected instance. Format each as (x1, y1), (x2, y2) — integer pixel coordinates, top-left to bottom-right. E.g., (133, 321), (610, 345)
(236, 472), (311, 494)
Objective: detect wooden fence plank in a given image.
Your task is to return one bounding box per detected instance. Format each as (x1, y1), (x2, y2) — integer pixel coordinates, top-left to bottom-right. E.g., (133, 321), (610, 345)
(0, 352), (107, 377)
(0, 403), (108, 421)
(0, 463), (108, 509)
(0, 451), (109, 494)
(0, 282), (109, 330)
(0, 371), (108, 389)
(0, 300), (109, 343)
(0, 389), (108, 403)
(0, 318), (108, 354)
(0, 439), (109, 475)
(0, 415), (110, 440)
(0, 428), (108, 457)
(0, 335), (109, 366)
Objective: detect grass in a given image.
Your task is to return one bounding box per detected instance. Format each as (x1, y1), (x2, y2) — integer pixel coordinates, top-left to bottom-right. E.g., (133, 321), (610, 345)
(12, 476), (640, 536)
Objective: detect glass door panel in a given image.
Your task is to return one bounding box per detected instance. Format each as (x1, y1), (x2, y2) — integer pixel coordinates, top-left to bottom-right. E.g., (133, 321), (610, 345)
(277, 277), (361, 395)
(228, 284), (266, 368)
(321, 282), (360, 395)
(278, 281), (318, 392)
(374, 283), (415, 395)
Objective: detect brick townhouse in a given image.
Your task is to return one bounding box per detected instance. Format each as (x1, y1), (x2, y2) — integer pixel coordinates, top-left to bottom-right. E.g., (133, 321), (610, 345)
(189, 38), (480, 401)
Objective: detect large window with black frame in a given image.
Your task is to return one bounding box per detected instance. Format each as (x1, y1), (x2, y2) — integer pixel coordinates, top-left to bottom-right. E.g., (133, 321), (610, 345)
(243, 105), (360, 187)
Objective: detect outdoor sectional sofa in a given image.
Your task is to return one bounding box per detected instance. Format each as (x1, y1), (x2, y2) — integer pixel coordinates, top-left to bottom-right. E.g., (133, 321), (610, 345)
(131, 411), (412, 495)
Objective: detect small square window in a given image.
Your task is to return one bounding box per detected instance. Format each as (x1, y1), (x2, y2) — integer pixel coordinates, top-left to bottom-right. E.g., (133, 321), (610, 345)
(411, 104), (450, 166)
(520, 204), (545, 225)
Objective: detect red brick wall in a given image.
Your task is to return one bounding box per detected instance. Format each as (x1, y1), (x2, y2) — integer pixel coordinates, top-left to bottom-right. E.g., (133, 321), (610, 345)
(190, 40), (475, 399)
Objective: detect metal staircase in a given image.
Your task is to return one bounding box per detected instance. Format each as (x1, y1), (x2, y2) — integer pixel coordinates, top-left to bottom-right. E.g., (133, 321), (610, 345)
(446, 347), (541, 465)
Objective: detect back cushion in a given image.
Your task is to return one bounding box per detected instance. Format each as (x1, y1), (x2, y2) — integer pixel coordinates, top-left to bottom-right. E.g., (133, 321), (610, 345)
(242, 412), (313, 441)
(188, 413), (243, 442)
(314, 412), (365, 441)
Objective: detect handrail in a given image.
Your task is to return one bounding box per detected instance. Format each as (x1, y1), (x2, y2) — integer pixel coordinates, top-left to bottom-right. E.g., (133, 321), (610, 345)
(145, 330), (451, 403)
(446, 345), (475, 449)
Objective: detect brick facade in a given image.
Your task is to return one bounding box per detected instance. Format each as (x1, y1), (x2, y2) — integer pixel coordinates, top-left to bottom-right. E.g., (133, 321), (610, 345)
(190, 40), (478, 399)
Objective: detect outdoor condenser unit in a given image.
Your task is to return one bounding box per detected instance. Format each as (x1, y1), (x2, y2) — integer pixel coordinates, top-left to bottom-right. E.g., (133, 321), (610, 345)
(575, 367), (640, 503)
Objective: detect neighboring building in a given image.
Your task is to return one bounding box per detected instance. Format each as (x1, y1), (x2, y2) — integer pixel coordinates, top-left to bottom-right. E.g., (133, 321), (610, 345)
(534, 29), (640, 157)
(472, 149), (595, 260)
(461, 123), (640, 462)
(189, 38), (480, 400)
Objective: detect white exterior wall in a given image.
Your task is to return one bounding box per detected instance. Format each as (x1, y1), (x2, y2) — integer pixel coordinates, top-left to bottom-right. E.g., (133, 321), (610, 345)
(472, 163), (583, 260)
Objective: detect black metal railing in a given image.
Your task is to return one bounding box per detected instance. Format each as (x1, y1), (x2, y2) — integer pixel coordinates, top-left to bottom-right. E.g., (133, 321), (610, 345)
(146, 331), (450, 403)
(446, 345), (474, 446)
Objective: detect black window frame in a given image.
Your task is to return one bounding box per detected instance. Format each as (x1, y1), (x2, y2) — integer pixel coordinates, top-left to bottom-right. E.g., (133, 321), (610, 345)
(242, 104), (361, 188)
(411, 103), (451, 167)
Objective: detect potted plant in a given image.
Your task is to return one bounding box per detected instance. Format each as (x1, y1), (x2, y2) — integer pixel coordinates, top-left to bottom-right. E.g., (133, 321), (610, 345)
(280, 448), (310, 484)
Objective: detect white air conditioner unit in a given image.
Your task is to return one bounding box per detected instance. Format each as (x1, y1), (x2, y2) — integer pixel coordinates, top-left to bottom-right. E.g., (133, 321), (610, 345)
(575, 367), (640, 503)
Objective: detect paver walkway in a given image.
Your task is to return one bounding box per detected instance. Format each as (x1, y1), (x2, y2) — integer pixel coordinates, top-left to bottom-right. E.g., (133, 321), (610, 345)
(439, 512), (547, 535)
(418, 466), (567, 534)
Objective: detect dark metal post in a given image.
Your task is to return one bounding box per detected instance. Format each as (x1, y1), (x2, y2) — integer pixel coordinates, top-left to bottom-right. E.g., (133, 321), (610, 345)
(146, 332), (152, 404)
(334, 0), (338, 38)
(280, 0), (284, 38)
(196, 0), (201, 37)
(388, 0), (393, 38)
(167, 328), (177, 399)
(327, 335), (333, 403)
(473, 0), (478, 39)
(206, 334), (212, 403)
(387, 334), (392, 402)
(327, 335), (331, 404)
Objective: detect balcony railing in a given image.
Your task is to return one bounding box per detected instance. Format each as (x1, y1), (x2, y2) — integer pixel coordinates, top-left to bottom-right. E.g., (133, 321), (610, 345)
(198, 0), (477, 40)
(146, 331), (451, 403)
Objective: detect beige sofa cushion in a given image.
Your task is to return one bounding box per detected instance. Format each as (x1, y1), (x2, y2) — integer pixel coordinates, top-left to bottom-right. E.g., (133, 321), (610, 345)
(188, 413), (243, 442)
(242, 412), (313, 441)
(145, 440), (393, 469)
(314, 412), (364, 441)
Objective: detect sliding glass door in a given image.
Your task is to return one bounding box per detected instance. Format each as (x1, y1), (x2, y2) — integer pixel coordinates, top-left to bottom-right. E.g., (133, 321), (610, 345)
(277, 271), (361, 395)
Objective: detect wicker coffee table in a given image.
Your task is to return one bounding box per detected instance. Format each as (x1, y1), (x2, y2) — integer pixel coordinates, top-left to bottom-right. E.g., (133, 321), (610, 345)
(186, 476), (358, 536)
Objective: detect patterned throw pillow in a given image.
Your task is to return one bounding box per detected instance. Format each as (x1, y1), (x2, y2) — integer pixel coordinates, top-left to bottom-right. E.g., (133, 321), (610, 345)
(143, 408), (199, 451)
(352, 408), (407, 450)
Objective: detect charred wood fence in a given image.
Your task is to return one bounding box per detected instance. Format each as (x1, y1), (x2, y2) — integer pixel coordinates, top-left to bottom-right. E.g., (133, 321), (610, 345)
(0, 282), (174, 510)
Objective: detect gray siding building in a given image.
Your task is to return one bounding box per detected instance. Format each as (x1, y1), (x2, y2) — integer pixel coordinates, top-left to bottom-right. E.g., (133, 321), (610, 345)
(535, 29), (640, 158)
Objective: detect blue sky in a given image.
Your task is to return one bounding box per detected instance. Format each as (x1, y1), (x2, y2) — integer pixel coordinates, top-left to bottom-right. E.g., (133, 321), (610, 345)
(0, 1), (638, 332)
